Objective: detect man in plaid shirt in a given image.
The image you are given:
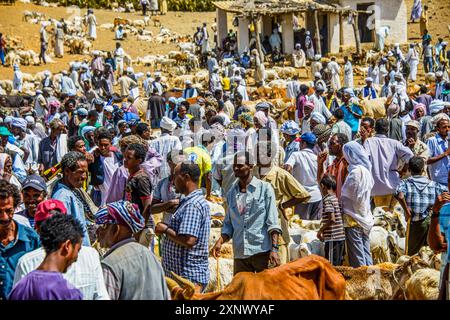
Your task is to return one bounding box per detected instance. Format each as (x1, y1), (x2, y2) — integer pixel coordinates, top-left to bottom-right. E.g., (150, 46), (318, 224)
(395, 156), (448, 255)
(155, 162), (210, 293)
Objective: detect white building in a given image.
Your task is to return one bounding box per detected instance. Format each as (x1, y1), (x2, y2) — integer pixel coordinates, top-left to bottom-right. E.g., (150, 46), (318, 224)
(214, 0), (407, 55)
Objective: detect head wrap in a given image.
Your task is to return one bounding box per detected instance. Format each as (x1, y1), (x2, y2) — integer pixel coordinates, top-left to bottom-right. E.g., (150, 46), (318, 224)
(95, 200), (145, 234)
(365, 77), (373, 82)
(406, 120), (420, 130)
(315, 82), (325, 91)
(412, 103), (426, 119)
(104, 105), (114, 113)
(210, 122), (226, 141)
(343, 141), (372, 172)
(314, 72), (322, 79)
(312, 124), (332, 142)
(25, 116), (35, 125)
(432, 113), (450, 127)
(255, 101), (271, 111)
(310, 112), (326, 124)
(254, 111), (268, 127)
(4, 116), (13, 124)
(160, 116), (177, 132)
(76, 108), (88, 116)
(387, 104), (400, 120)
(81, 125), (96, 137)
(168, 97), (177, 104)
(436, 71), (443, 77)
(429, 100), (446, 115)
(11, 117), (27, 131)
(280, 120), (300, 136)
(300, 132), (316, 145)
(239, 112), (254, 126)
(304, 101), (315, 111)
(49, 100), (61, 110)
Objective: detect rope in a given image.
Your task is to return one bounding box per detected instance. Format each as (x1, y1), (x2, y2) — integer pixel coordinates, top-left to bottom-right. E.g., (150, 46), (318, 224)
(392, 268), (407, 300)
(216, 256), (222, 291)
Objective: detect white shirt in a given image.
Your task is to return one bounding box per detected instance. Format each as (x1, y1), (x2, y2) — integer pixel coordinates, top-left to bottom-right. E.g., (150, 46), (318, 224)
(13, 247), (110, 300)
(308, 94), (332, 120)
(285, 148), (321, 202)
(96, 154), (120, 206)
(148, 133), (182, 179)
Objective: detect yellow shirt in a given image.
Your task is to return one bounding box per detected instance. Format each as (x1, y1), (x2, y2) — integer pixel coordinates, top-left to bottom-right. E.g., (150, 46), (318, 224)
(222, 78), (231, 91)
(183, 146), (212, 187)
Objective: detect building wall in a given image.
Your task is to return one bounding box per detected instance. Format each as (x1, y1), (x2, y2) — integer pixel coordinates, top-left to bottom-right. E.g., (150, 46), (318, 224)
(329, 13), (341, 54)
(339, 0), (407, 47)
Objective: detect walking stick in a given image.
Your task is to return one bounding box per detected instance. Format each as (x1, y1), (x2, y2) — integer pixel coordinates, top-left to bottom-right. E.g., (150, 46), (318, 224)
(405, 217), (411, 255)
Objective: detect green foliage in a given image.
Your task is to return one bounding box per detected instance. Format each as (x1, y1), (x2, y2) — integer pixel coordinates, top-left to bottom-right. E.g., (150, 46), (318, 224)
(44, 0), (215, 11)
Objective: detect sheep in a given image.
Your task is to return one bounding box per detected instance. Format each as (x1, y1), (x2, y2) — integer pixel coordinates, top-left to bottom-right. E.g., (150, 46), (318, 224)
(21, 73), (35, 83)
(177, 42), (195, 53)
(405, 268), (440, 300)
(99, 23), (115, 30)
(133, 20), (146, 27)
(370, 226), (392, 264)
(136, 35), (153, 42)
(0, 80), (13, 94)
(194, 70), (209, 84)
(5, 51), (21, 67)
(206, 257), (234, 293)
(273, 66), (297, 79)
(358, 97), (387, 119)
(265, 69), (280, 81)
(144, 16), (150, 26)
(125, 3), (135, 13)
(172, 75), (195, 88)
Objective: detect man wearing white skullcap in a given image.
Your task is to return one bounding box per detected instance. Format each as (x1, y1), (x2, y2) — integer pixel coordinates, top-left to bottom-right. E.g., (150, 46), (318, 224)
(234, 76), (249, 102)
(182, 79), (197, 99)
(308, 81), (332, 123)
(311, 55), (323, 78)
(11, 117), (40, 165)
(39, 22), (48, 64)
(148, 116), (182, 180)
(13, 64), (23, 92)
(362, 77), (378, 99)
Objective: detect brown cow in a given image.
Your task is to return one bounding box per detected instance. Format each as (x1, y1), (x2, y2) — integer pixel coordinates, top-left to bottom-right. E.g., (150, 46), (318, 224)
(166, 255), (346, 300)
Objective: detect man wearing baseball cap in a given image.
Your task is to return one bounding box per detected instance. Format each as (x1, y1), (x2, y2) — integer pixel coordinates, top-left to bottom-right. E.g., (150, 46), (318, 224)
(284, 132), (322, 220)
(14, 175), (47, 229)
(13, 199), (110, 300)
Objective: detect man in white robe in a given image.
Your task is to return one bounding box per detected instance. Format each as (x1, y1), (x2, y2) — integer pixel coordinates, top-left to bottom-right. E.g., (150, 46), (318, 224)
(343, 56), (354, 88)
(304, 31), (315, 60)
(269, 28), (282, 52)
(87, 9), (97, 40)
(54, 23), (64, 58)
(375, 26), (390, 52)
(406, 43), (420, 82)
(292, 43), (306, 68)
(13, 64), (23, 92)
(328, 56), (341, 91)
(235, 77), (249, 102)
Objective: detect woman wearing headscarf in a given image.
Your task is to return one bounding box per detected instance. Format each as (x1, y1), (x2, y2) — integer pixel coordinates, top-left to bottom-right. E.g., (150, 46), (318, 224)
(0, 153), (22, 190)
(340, 141), (374, 268)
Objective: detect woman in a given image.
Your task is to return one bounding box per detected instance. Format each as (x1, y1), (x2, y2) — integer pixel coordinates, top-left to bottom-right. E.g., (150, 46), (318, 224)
(0, 153), (21, 190)
(340, 141), (374, 268)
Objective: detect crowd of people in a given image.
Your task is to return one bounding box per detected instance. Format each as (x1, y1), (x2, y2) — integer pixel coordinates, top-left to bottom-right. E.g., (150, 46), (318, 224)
(0, 1), (450, 301)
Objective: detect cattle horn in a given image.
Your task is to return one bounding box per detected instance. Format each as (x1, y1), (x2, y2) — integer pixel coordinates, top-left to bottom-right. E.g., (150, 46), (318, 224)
(170, 271), (196, 300)
(165, 276), (180, 291)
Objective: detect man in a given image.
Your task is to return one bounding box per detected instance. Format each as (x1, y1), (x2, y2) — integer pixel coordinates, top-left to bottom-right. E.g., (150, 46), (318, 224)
(118, 71), (137, 98)
(115, 25), (124, 40)
(285, 133), (322, 220)
(395, 157), (447, 256)
(331, 109), (352, 142)
(152, 72), (164, 96)
(212, 151), (282, 274)
(86, 9), (97, 41)
(60, 71), (77, 96)
(9, 214), (83, 300)
(209, 66), (222, 93)
(253, 141), (310, 264)
(149, 117), (182, 180)
(422, 39), (434, 74)
(362, 77), (378, 99)
(403, 120), (429, 177)
(156, 162), (210, 292)
(304, 30), (314, 60)
(51, 152), (91, 247)
(0, 127), (27, 183)
(363, 119), (414, 211)
(427, 117), (449, 187)
(269, 28), (282, 52)
(340, 89), (363, 139)
(96, 201), (169, 300)
(11, 117), (39, 166)
(13, 64), (23, 92)
(255, 101), (277, 130)
(123, 143), (153, 229)
(89, 129), (122, 207)
(147, 87), (165, 128)
(234, 76), (249, 102)
(286, 75), (301, 100)
(317, 133), (349, 199)
(38, 119), (65, 172)
(308, 82), (332, 123)
(78, 110), (101, 137)
(435, 71), (446, 100)
(343, 56), (353, 88)
(114, 42), (125, 77)
(0, 180), (40, 300)
(39, 22), (48, 64)
(327, 56), (341, 91)
(13, 200), (109, 300)
(14, 175), (47, 229)
(280, 120), (301, 163)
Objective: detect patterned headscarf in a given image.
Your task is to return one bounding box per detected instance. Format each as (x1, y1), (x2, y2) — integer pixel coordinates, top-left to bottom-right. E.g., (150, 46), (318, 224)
(95, 200), (145, 234)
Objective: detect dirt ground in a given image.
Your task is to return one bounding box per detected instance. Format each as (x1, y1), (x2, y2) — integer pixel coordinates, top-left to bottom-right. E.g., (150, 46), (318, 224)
(0, 0), (449, 82)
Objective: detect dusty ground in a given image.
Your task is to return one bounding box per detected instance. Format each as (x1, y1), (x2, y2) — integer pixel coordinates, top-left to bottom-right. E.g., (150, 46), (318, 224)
(0, 0), (449, 83)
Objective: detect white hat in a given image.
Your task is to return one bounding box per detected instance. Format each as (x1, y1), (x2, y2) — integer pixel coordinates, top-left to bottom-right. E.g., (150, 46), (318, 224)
(126, 67), (134, 74)
(146, 72), (151, 77)
(436, 71), (444, 77)
(314, 72), (322, 78)
(442, 42), (448, 46)
(185, 79), (192, 85)
(394, 43), (399, 47)
(104, 105), (114, 113)
(365, 77), (373, 82)
(25, 116), (35, 125)
(160, 116), (177, 132)
(154, 72), (161, 77)
(44, 70), (51, 76)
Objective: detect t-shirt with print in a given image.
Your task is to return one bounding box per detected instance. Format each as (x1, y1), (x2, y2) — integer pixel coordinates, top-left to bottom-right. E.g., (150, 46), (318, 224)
(125, 169), (153, 228)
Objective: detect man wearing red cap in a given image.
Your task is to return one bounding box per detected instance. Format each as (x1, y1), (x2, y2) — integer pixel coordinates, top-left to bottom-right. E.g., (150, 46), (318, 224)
(13, 199), (110, 300)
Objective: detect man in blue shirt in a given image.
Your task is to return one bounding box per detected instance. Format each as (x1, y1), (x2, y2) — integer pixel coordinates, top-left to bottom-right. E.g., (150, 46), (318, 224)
(339, 90), (363, 139)
(0, 180), (40, 300)
(212, 151), (282, 275)
(427, 117), (449, 187)
(51, 151), (91, 247)
(362, 77), (378, 99)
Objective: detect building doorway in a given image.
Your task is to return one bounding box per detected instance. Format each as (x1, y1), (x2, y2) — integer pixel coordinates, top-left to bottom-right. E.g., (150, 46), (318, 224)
(357, 3), (375, 43)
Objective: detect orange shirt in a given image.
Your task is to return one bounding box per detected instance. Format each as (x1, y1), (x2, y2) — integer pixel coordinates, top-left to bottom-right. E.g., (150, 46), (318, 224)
(326, 156), (349, 199)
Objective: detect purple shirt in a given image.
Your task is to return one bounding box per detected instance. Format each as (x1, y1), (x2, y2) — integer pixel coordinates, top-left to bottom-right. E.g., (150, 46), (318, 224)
(9, 270), (82, 300)
(415, 94), (433, 114)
